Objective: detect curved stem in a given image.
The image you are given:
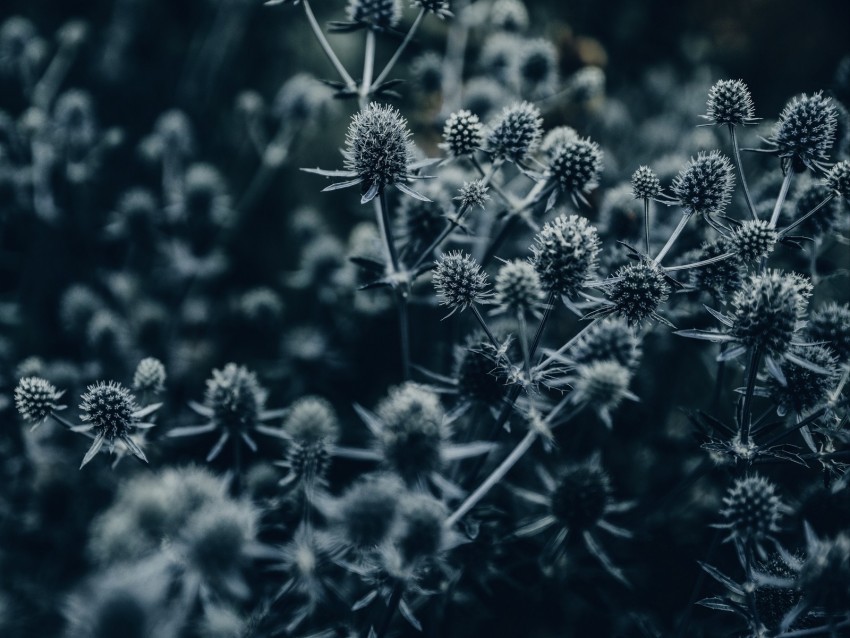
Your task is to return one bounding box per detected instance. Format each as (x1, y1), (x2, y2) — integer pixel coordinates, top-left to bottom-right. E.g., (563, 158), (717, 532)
(779, 193), (835, 238)
(728, 125), (759, 221)
(471, 305), (499, 350)
(654, 213), (691, 265)
(302, 0), (356, 91)
(372, 9), (426, 89)
(768, 169), (793, 229)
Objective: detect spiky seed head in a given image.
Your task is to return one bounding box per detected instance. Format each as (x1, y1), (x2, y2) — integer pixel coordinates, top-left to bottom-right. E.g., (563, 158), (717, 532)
(486, 101), (543, 163)
(513, 38), (558, 95)
(181, 500), (258, 580)
(15, 377), (65, 426)
(390, 493), (448, 567)
(531, 214), (600, 297)
(344, 103), (415, 195)
(456, 180), (490, 210)
(609, 261), (670, 325)
(490, 0), (529, 31)
(731, 270), (811, 356)
(570, 360), (634, 415)
(631, 165), (660, 200)
(80, 381), (141, 440)
(549, 460), (612, 531)
(411, 51), (443, 93)
(284, 396), (339, 445)
(541, 126), (580, 156)
(132, 358), (166, 394)
(204, 363), (267, 432)
(493, 259), (546, 316)
(548, 138), (603, 197)
(798, 533), (850, 612)
(346, 0), (402, 29)
(771, 92), (838, 172)
(442, 109), (482, 157)
(453, 335), (510, 405)
(755, 554), (805, 633)
(432, 251), (490, 313)
(807, 302), (850, 364)
(412, 0), (451, 19)
(272, 74), (332, 123)
(461, 77), (508, 121)
(376, 384), (447, 483)
(719, 475), (785, 544)
(336, 473), (404, 549)
(570, 318), (642, 369)
(793, 182), (843, 235)
(704, 79), (756, 126)
(687, 240), (744, 301)
(766, 345), (838, 416)
(671, 151), (735, 216)
(825, 160), (850, 200)
(599, 184), (643, 240)
(730, 220), (777, 263)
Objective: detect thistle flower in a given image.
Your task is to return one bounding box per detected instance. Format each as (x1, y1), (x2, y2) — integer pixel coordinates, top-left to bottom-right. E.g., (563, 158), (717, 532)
(452, 333), (511, 406)
(441, 109), (482, 157)
(547, 137), (604, 205)
(132, 358), (166, 395)
(807, 302), (850, 364)
(670, 151), (735, 217)
(76, 381), (159, 468)
(767, 92), (838, 173)
(569, 317), (642, 370)
(530, 214), (601, 298)
(461, 77), (508, 121)
(277, 396), (339, 490)
(588, 260), (671, 326)
(686, 240), (744, 301)
(824, 159), (850, 200)
(790, 182), (843, 235)
(512, 38), (559, 97)
(411, 51), (443, 93)
(567, 360), (638, 428)
(717, 475), (787, 548)
(702, 79), (758, 127)
(492, 259), (547, 317)
(490, 0), (529, 31)
(412, 0), (452, 19)
(765, 345), (838, 416)
(14, 376), (66, 429)
(382, 493), (453, 580)
(631, 165), (660, 200)
(456, 180), (490, 210)
(272, 73), (333, 124)
(729, 219), (777, 263)
(432, 251), (490, 316)
(346, 0), (402, 30)
(486, 101), (543, 164)
(541, 126), (579, 157)
(330, 473), (404, 551)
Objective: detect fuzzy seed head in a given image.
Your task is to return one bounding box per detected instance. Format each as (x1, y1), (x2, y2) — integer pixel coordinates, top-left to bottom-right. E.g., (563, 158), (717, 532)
(825, 160), (850, 199)
(490, 0), (529, 32)
(807, 302), (850, 364)
(705, 79), (756, 126)
(771, 92), (838, 171)
(730, 220), (777, 263)
(336, 474), (404, 549)
(570, 318), (642, 369)
(766, 345), (838, 415)
(549, 138), (603, 197)
(486, 101), (543, 163)
(541, 126), (579, 157)
(391, 493), (448, 566)
(531, 214), (600, 297)
(284, 396), (339, 445)
(731, 270), (811, 356)
(631, 165), (660, 200)
(570, 360), (633, 413)
(720, 475), (785, 544)
(204, 363), (267, 432)
(347, 0), (402, 29)
(433, 251), (490, 313)
(671, 151), (735, 216)
(80, 381), (140, 440)
(344, 103), (415, 194)
(609, 261), (670, 325)
(550, 461), (612, 530)
(14, 376), (64, 425)
(794, 182), (842, 235)
(456, 180), (490, 209)
(132, 357), (166, 394)
(442, 110), (482, 157)
(413, 0), (452, 19)
(493, 259), (546, 316)
(454, 336), (509, 405)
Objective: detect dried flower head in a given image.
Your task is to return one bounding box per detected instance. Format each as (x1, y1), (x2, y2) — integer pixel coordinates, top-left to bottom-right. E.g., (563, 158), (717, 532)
(441, 109), (482, 157)
(432, 251), (490, 315)
(486, 101), (543, 163)
(770, 92), (838, 172)
(14, 376), (66, 428)
(631, 165), (660, 200)
(703, 79), (757, 126)
(493, 259), (547, 316)
(671, 151), (735, 216)
(531, 214), (601, 298)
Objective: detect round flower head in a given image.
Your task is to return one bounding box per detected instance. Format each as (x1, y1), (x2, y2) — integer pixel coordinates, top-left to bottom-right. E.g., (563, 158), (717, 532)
(272, 73), (332, 124)
(687, 240), (744, 301)
(78, 381), (154, 467)
(766, 344), (838, 416)
(432, 251), (490, 315)
(333, 473), (404, 550)
(490, 0), (529, 32)
(133, 357), (166, 395)
(453, 333), (511, 405)
(631, 165), (660, 200)
(607, 261), (670, 326)
(770, 92), (838, 172)
(730, 270), (811, 357)
(493, 259), (546, 316)
(548, 138), (603, 203)
(383, 492), (452, 579)
(461, 77), (508, 121)
(283, 396), (339, 446)
(346, 0), (402, 29)
(411, 52), (443, 93)
(530, 214), (600, 298)
(671, 151), (735, 216)
(825, 159), (850, 200)
(807, 302), (850, 364)
(512, 38), (558, 97)
(456, 180), (490, 210)
(343, 103), (416, 202)
(569, 360), (636, 427)
(205, 363), (267, 433)
(412, 0), (452, 19)
(541, 126), (579, 157)
(441, 109), (482, 157)
(703, 79), (757, 126)
(570, 317), (642, 370)
(550, 460), (612, 531)
(798, 532), (850, 613)
(718, 475), (786, 545)
(729, 219), (777, 263)
(15, 376), (65, 428)
(792, 182), (843, 235)
(486, 101), (543, 163)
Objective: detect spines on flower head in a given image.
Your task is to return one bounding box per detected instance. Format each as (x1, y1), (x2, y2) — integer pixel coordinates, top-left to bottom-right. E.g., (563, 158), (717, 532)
(432, 251), (490, 315)
(718, 475), (787, 545)
(729, 219), (777, 263)
(670, 151), (735, 217)
(486, 101), (543, 164)
(825, 159), (850, 200)
(703, 79), (757, 126)
(606, 261), (671, 326)
(769, 92), (838, 172)
(441, 109), (482, 157)
(133, 357), (166, 395)
(530, 213), (600, 298)
(548, 137), (603, 204)
(493, 259), (547, 316)
(14, 376), (66, 429)
(631, 165), (660, 200)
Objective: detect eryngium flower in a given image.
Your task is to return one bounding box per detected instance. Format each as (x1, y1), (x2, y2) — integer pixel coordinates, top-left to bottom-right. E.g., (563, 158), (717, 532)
(132, 357), (166, 394)
(731, 270), (811, 356)
(454, 334), (510, 405)
(769, 92), (838, 172)
(550, 461), (612, 531)
(432, 251), (490, 315)
(441, 109), (482, 157)
(687, 240), (744, 301)
(205, 363), (267, 433)
(490, 0), (529, 32)
(703, 79), (757, 126)
(548, 138), (603, 203)
(570, 317), (642, 370)
(671, 151), (735, 216)
(283, 396), (339, 445)
(347, 0), (402, 29)
(456, 180), (490, 209)
(718, 475), (786, 545)
(606, 261), (671, 325)
(493, 259), (546, 316)
(14, 376), (66, 428)
(569, 360), (637, 427)
(807, 302), (850, 364)
(412, 0), (452, 19)
(530, 214), (600, 298)
(344, 103), (417, 201)
(541, 126), (579, 156)
(631, 165), (660, 200)
(386, 493), (449, 574)
(486, 101), (543, 163)
(825, 159), (850, 200)
(729, 219), (777, 263)
(512, 38), (558, 96)
(332, 473), (404, 549)
(766, 344), (838, 416)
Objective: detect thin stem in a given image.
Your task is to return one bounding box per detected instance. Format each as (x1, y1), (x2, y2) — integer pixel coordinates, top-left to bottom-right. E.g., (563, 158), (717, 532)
(517, 312), (532, 377)
(643, 198), (650, 254)
(529, 292), (556, 356)
(654, 213), (691, 265)
(471, 305), (499, 350)
(534, 317), (600, 372)
(729, 125), (759, 221)
(739, 346), (763, 447)
(768, 169), (793, 229)
(302, 0), (357, 91)
(377, 188), (400, 273)
(762, 406), (829, 448)
(410, 202), (470, 272)
(372, 9), (426, 89)
(360, 29), (376, 108)
(779, 193), (835, 238)
(397, 291), (411, 380)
